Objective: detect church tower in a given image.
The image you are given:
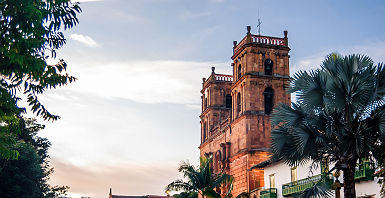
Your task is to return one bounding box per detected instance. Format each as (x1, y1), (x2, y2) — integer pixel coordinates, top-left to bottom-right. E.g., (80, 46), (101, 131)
(199, 26), (291, 197)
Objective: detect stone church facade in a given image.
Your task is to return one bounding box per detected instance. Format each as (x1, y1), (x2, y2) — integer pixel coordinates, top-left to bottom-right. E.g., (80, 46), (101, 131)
(199, 26), (291, 197)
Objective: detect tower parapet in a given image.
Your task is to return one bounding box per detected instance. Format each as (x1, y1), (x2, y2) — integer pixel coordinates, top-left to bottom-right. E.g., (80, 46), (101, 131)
(233, 26), (289, 58)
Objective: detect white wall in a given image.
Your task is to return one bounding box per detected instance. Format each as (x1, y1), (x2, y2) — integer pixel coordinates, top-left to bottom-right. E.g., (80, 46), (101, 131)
(351, 178), (381, 198)
(262, 161), (381, 198)
(263, 161), (320, 198)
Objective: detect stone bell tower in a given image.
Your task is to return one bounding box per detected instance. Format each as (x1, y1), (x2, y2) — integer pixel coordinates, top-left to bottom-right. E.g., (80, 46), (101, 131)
(199, 26), (291, 197)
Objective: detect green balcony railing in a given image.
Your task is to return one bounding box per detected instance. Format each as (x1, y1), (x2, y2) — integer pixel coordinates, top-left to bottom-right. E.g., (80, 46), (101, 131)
(260, 188), (277, 198)
(282, 174), (333, 196)
(355, 161), (375, 181)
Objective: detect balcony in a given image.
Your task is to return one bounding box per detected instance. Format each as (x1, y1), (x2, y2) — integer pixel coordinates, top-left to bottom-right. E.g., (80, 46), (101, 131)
(355, 161), (375, 181)
(282, 174), (333, 196)
(260, 188), (277, 198)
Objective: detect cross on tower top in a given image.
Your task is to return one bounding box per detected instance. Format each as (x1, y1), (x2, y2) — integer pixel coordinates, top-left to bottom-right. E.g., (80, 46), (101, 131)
(257, 10), (262, 35)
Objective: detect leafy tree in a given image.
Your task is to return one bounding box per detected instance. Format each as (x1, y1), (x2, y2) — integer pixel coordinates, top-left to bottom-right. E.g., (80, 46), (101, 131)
(173, 191), (198, 198)
(0, 0), (81, 159)
(0, 118), (68, 197)
(270, 54), (385, 198)
(166, 157), (233, 198)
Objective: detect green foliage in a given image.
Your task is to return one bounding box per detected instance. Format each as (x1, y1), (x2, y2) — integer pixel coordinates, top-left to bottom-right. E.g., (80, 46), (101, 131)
(0, 0), (81, 159)
(166, 157), (232, 198)
(299, 176), (334, 198)
(173, 191), (198, 198)
(270, 53), (385, 198)
(0, 114), (20, 159)
(0, 118), (68, 197)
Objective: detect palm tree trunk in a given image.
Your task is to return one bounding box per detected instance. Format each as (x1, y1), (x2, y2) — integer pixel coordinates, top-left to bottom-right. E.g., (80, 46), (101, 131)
(343, 161), (356, 198)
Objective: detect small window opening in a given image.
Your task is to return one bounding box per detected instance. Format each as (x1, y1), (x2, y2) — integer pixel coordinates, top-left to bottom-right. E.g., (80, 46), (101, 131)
(225, 94), (232, 108)
(291, 167), (297, 182)
(264, 87), (274, 115)
(265, 59), (273, 75)
(269, 174), (276, 188)
(238, 64), (242, 79)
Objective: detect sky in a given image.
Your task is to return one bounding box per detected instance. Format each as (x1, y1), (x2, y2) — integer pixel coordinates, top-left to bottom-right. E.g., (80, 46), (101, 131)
(28, 0), (385, 197)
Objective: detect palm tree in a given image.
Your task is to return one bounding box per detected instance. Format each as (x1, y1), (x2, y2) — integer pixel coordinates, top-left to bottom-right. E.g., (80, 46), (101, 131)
(270, 53), (385, 198)
(166, 157), (232, 198)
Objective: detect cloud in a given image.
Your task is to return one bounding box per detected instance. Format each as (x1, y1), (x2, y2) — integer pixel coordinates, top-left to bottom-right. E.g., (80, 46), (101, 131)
(180, 10), (212, 20)
(292, 41), (385, 74)
(61, 59), (231, 105)
(112, 10), (148, 23)
(347, 41), (385, 63)
(291, 51), (327, 74)
(49, 159), (184, 198)
(69, 34), (100, 47)
(35, 59), (223, 194)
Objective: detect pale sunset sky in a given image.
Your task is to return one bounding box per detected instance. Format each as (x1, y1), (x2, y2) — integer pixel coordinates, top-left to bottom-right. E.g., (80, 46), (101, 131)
(31, 0), (385, 197)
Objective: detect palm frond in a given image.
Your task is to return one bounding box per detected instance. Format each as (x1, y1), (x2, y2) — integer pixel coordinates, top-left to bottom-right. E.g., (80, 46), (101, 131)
(211, 173), (232, 189)
(271, 103), (306, 127)
(271, 53), (385, 197)
(299, 182), (333, 198)
(202, 189), (221, 198)
(166, 179), (196, 192)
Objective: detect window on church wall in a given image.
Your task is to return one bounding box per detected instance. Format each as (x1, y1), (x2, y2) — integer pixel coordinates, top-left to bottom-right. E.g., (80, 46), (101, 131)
(291, 167), (297, 182)
(238, 64), (242, 79)
(269, 174), (275, 188)
(204, 98), (208, 109)
(225, 94), (232, 108)
(263, 87), (274, 115)
(237, 92), (241, 116)
(265, 59), (273, 75)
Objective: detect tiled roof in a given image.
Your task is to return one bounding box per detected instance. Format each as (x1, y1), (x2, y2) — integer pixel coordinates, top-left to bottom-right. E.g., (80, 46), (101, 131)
(249, 158), (282, 170)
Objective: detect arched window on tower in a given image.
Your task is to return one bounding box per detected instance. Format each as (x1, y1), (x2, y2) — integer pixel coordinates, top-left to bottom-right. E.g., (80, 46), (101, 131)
(238, 64), (242, 79)
(265, 59), (273, 75)
(237, 92), (241, 116)
(225, 94), (232, 108)
(204, 98), (208, 109)
(264, 87), (274, 115)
